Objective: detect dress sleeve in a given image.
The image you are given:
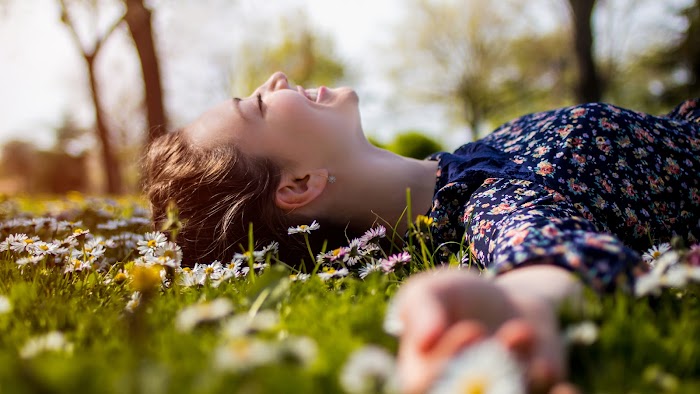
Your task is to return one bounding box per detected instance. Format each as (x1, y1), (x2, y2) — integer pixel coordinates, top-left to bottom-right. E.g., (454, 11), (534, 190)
(463, 178), (643, 292)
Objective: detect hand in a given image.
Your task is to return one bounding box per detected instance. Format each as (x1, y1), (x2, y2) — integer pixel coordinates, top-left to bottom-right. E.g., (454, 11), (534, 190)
(393, 269), (577, 394)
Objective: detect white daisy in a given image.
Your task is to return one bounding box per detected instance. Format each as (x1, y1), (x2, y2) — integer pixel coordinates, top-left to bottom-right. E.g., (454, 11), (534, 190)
(213, 337), (280, 372)
(259, 241), (279, 258)
(564, 321), (599, 346)
(0, 295), (11, 314)
(287, 220), (320, 235)
(642, 243), (672, 266)
(429, 339), (525, 394)
(125, 291), (142, 313)
(177, 268), (198, 287)
(0, 234), (24, 252)
(279, 336), (318, 367)
(317, 267), (349, 281)
(192, 261), (225, 285)
(289, 273), (311, 282)
(137, 231), (168, 256)
(635, 271), (663, 297)
(359, 262), (382, 279)
(382, 297), (403, 337)
(16, 255), (44, 266)
(222, 310), (279, 338)
(175, 298), (235, 332)
(340, 345), (397, 394)
(19, 331), (74, 359)
(147, 241), (183, 268)
(345, 238), (364, 266)
(10, 234), (39, 254)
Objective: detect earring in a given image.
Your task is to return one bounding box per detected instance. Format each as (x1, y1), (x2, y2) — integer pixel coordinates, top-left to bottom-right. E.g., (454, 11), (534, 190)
(328, 175), (336, 184)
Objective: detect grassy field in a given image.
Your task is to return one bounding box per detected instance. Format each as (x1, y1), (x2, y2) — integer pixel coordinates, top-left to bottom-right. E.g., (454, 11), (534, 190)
(0, 194), (698, 394)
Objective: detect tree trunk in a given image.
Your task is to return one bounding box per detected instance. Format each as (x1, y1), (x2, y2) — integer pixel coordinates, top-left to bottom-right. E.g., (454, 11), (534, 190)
(568, 0), (601, 102)
(59, 0), (124, 194)
(87, 56), (123, 194)
(124, 0), (167, 142)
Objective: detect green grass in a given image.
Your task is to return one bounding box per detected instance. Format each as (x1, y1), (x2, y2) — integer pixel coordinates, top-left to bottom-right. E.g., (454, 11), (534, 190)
(0, 195), (698, 393)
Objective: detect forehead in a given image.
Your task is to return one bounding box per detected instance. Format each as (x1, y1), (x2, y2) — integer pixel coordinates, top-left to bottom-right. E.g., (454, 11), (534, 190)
(183, 99), (250, 149)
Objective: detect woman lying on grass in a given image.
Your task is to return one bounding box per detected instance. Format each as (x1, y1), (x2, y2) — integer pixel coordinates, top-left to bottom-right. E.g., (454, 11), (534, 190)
(142, 71), (700, 393)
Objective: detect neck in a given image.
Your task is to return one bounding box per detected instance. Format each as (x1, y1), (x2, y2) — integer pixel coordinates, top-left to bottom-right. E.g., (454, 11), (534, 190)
(317, 145), (438, 237)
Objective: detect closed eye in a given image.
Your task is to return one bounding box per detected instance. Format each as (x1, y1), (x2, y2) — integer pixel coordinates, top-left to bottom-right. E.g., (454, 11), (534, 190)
(257, 93), (264, 116)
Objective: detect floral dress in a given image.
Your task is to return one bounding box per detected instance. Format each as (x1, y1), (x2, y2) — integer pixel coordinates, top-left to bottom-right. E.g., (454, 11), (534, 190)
(424, 99), (700, 291)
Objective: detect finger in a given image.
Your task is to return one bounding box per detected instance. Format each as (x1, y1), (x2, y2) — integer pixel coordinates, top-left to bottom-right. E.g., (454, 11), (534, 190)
(494, 318), (537, 362)
(429, 320), (488, 360)
(398, 283), (449, 352)
(548, 382), (581, 394)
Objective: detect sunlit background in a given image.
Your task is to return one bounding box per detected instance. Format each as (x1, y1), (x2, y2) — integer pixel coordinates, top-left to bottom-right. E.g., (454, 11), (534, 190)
(0, 0), (697, 194)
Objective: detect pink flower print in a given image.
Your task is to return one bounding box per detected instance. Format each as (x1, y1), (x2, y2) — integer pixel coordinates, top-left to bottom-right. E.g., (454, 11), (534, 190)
(663, 157), (680, 175)
(567, 178), (588, 195)
(490, 202), (516, 215)
(541, 225), (560, 238)
(570, 107), (587, 118)
(533, 146), (550, 158)
(595, 136), (611, 153)
(634, 127), (654, 143)
(477, 220), (493, 236)
(536, 160), (555, 177)
(572, 153), (586, 165)
(505, 227), (529, 246)
(624, 207), (639, 227)
(599, 117), (619, 130)
(647, 175), (665, 193)
(556, 124), (574, 139)
(615, 136), (631, 148)
(621, 180), (636, 198)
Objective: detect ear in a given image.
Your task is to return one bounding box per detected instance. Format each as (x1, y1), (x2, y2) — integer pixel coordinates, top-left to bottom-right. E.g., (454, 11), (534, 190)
(275, 169), (330, 211)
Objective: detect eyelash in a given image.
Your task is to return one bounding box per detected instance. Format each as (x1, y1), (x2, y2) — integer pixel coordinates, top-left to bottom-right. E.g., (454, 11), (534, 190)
(256, 93), (264, 115)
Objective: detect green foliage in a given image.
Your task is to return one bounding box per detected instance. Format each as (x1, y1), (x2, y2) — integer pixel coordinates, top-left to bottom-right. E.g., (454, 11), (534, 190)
(386, 130), (444, 159)
(231, 12), (345, 96)
(0, 196), (699, 393)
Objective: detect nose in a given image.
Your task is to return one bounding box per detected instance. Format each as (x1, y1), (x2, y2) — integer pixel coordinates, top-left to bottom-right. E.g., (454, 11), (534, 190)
(268, 71), (289, 91)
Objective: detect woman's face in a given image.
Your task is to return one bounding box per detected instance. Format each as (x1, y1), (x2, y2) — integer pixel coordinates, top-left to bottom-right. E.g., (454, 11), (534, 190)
(185, 72), (364, 168)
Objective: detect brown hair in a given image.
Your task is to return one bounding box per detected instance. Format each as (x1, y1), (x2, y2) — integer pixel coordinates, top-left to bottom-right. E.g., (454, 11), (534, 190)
(142, 129), (360, 268)
(142, 129), (291, 265)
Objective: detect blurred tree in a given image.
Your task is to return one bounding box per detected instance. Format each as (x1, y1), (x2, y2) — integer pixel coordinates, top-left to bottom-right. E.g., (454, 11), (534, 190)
(1, 140), (37, 193)
(391, 0), (574, 137)
(124, 0), (167, 142)
(567, 0), (602, 102)
(388, 130), (444, 159)
(230, 13), (345, 95)
(59, 0), (124, 194)
(57, 0), (167, 193)
(648, 0), (700, 106)
(591, 0), (698, 113)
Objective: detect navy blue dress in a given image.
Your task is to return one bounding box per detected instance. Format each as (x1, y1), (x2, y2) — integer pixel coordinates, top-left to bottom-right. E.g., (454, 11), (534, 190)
(424, 99), (700, 291)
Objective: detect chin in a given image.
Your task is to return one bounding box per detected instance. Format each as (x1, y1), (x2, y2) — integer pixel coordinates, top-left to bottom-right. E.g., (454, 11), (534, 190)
(335, 87), (359, 104)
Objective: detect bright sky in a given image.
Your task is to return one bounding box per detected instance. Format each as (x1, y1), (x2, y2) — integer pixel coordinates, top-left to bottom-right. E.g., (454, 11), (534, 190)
(0, 0), (692, 151)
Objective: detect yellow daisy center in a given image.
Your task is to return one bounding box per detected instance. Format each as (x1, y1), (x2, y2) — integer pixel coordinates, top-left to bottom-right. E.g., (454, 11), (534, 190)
(205, 267), (214, 275)
(147, 240), (157, 248)
(462, 377), (488, 394)
(299, 225), (308, 230)
(23, 239), (34, 244)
